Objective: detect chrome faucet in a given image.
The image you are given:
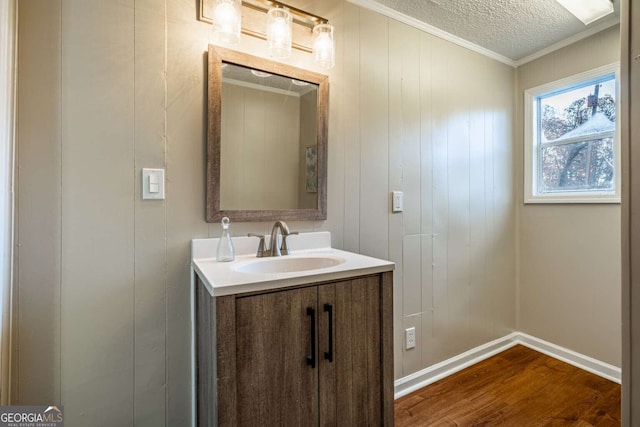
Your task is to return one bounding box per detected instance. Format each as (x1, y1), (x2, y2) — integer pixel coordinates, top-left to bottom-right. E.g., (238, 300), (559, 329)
(248, 221), (298, 257)
(269, 221), (297, 256)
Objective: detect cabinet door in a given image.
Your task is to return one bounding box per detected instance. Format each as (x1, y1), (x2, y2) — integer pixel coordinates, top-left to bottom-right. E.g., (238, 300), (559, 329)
(235, 286), (319, 426)
(318, 277), (383, 426)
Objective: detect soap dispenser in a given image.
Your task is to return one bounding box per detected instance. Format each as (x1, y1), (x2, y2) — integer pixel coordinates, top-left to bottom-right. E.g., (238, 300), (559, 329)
(216, 217), (235, 262)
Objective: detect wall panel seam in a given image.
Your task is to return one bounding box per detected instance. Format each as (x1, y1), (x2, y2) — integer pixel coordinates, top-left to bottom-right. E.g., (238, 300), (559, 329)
(58, 0), (63, 406)
(163, 0), (169, 424)
(132, 0), (136, 424)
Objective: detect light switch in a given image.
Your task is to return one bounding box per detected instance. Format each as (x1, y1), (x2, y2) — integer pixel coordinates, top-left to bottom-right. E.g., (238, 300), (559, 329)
(142, 168), (165, 200)
(149, 173), (159, 193)
(392, 191), (403, 213)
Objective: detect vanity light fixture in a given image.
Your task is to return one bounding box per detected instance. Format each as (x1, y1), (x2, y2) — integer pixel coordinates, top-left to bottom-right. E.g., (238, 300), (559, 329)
(200, 0), (336, 69)
(555, 0), (614, 25)
(267, 7), (292, 58)
(312, 24), (335, 70)
(212, 0), (242, 44)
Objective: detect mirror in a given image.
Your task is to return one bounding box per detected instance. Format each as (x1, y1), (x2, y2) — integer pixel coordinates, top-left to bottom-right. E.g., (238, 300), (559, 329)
(206, 45), (328, 223)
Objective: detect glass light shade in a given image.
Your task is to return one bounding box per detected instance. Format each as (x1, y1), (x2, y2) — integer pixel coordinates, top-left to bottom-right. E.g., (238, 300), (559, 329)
(212, 0), (241, 44)
(267, 8), (292, 58)
(556, 0), (614, 25)
(312, 24), (335, 69)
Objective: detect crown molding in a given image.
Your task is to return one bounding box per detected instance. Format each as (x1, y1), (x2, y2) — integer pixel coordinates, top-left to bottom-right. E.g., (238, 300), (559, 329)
(346, 0), (517, 67)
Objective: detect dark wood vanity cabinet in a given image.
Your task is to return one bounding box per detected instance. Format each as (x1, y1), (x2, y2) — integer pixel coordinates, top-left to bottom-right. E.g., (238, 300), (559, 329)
(196, 272), (394, 426)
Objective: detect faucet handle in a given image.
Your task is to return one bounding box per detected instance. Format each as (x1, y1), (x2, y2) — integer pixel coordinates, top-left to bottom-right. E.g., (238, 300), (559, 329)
(280, 231), (299, 255)
(248, 233), (267, 257)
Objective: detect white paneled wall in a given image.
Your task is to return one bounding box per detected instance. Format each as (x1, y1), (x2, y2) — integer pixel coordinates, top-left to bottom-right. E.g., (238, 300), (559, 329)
(60, 0), (136, 423)
(133, 1), (169, 424)
(17, 0), (62, 407)
(16, 0), (516, 424)
(383, 27), (516, 376)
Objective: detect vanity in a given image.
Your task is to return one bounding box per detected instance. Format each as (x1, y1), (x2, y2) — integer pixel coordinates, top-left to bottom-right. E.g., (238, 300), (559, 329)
(197, 42), (393, 426)
(192, 231), (395, 426)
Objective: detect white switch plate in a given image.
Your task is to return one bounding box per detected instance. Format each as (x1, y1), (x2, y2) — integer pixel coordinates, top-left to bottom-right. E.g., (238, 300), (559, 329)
(405, 327), (416, 350)
(392, 191), (403, 212)
(142, 168), (165, 200)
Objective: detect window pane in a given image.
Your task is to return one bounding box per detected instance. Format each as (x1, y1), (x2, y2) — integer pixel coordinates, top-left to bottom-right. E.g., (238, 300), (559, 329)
(540, 138), (615, 193)
(588, 137), (615, 190)
(541, 142), (588, 191)
(540, 76), (616, 143)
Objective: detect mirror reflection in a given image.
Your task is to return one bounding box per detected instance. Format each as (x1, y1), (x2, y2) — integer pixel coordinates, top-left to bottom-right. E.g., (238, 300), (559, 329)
(219, 63), (318, 211)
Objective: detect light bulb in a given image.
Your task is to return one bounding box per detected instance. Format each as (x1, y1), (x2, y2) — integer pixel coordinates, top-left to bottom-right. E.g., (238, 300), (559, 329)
(271, 18), (288, 44)
(267, 8), (292, 58)
(313, 24), (335, 69)
(212, 0), (241, 44)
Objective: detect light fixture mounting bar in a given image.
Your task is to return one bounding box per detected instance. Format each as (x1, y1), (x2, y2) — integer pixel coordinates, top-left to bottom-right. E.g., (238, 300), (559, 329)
(241, 0), (328, 29)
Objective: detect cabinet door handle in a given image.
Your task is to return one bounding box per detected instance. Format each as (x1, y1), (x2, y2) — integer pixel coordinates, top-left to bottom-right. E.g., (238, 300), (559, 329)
(306, 307), (316, 368)
(324, 303), (334, 363)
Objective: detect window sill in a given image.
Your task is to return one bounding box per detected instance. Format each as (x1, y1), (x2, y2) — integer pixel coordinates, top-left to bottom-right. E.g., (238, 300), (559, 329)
(524, 193), (621, 204)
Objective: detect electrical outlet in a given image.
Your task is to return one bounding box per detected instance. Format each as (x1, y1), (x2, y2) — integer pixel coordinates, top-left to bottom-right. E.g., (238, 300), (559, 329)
(405, 327), (416, 350)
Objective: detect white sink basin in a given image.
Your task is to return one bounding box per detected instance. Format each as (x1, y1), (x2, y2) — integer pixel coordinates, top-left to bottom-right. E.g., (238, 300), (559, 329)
(232, 255), (346, 274)
(192, 232), (396, 296)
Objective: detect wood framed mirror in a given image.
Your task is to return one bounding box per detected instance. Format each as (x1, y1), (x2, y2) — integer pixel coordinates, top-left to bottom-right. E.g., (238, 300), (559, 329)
(206, 45), (328, 223)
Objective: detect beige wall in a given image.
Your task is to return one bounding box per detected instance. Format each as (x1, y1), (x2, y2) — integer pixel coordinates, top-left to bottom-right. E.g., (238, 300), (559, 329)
(516, 26), (622, 366)
(16, 0), (515, 425)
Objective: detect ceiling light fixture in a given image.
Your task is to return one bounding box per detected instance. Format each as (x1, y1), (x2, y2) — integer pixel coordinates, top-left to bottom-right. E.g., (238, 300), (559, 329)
(555, 0), (614, 25)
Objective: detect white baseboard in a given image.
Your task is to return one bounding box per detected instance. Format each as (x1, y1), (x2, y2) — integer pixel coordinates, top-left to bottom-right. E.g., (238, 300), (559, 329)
(515, 333), (621, 384)
(394, 333), (520, 399)
(394, 332), (622, 399)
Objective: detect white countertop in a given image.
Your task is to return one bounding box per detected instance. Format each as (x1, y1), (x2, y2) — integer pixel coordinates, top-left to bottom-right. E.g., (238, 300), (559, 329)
(192, 232), (395, 297)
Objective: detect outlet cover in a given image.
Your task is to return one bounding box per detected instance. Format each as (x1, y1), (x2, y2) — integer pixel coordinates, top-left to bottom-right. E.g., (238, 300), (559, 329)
(405, 327), (416, 350)
(392, 191), (403, 212)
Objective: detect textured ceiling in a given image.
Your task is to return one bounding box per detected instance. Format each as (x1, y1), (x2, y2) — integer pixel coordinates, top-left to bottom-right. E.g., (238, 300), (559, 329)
(368, 0), (620, 62)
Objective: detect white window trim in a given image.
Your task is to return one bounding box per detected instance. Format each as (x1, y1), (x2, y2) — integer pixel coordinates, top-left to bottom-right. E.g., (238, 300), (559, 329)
(524, 62), (621, 204)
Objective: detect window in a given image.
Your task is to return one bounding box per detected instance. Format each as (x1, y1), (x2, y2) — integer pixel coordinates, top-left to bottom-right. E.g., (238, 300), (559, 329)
(524, 64), (620, 203)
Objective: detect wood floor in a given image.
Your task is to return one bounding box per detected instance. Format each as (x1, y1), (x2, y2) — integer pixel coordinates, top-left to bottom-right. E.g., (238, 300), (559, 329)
(394, 345), (621, 426)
